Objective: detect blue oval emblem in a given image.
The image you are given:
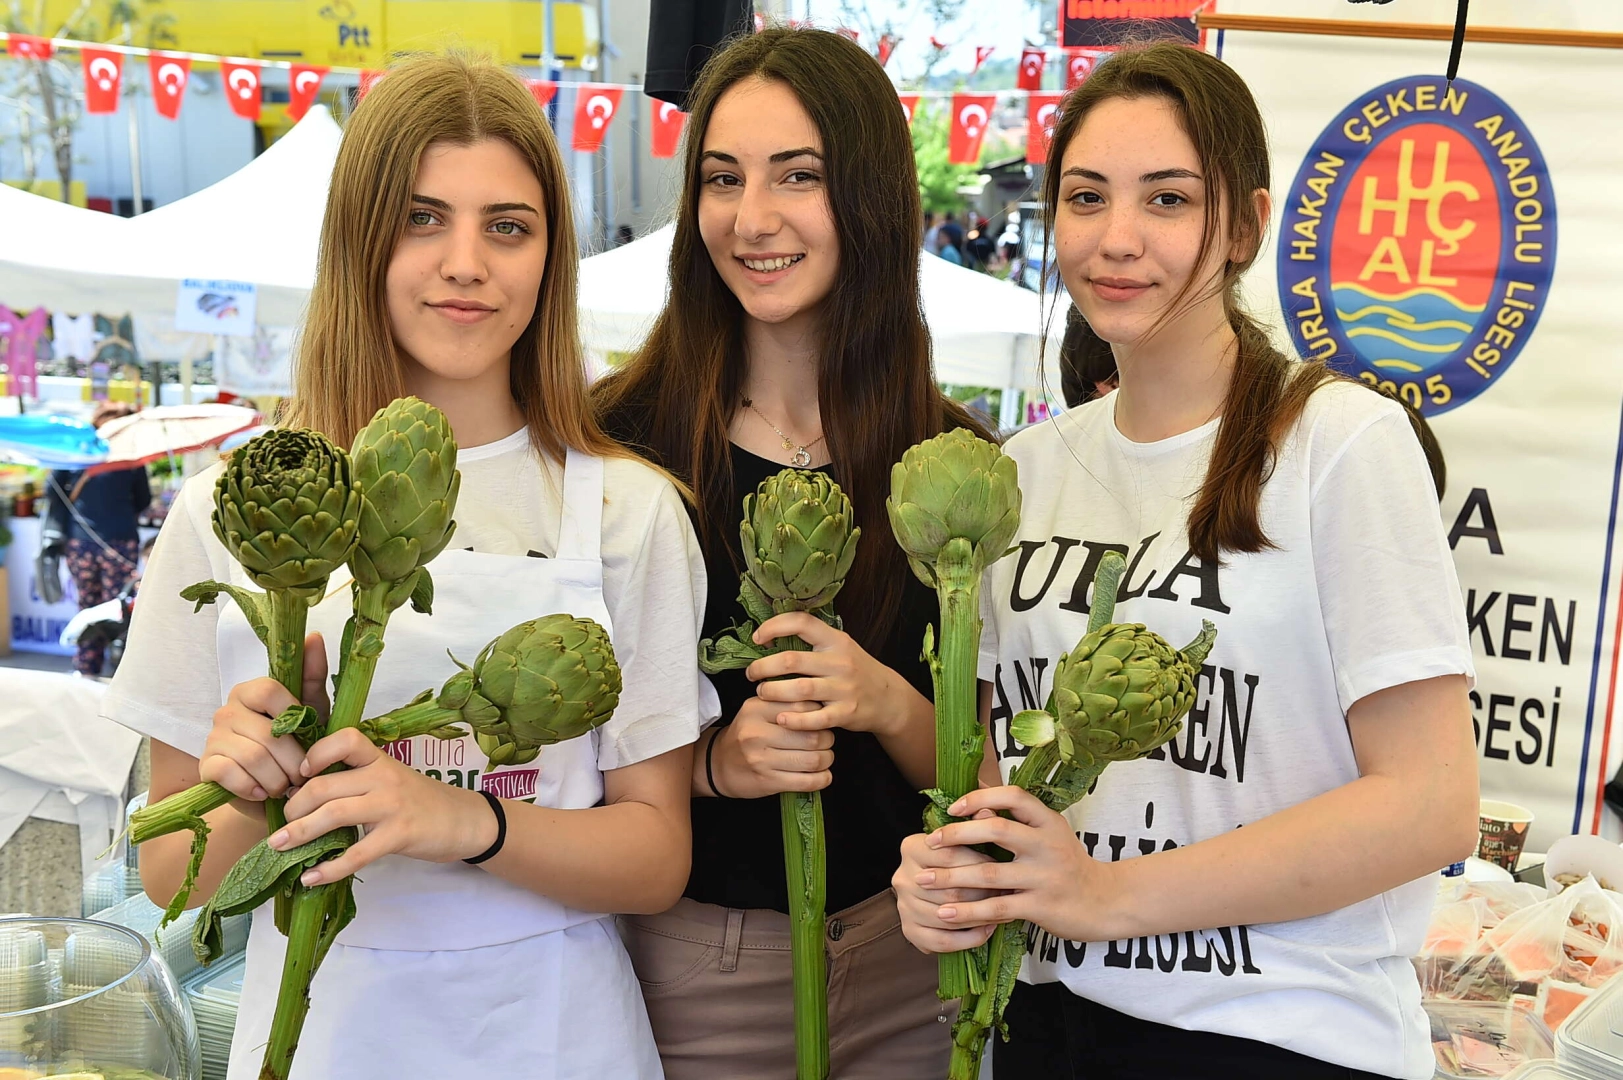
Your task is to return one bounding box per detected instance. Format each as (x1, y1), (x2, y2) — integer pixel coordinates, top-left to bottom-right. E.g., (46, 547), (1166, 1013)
(1277, 76), (1556, 416)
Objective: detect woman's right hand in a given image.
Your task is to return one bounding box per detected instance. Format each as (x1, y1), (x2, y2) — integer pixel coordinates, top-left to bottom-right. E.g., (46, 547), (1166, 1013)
(707, 695), (830, 799)
(198, 633), (328, 802)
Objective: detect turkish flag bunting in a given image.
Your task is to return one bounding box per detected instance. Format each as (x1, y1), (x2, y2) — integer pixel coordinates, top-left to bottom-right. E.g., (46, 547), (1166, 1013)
(1066, 50), (1096, 90)
(6, 34), (53, 60)
(836, 28), (859, 43)
(1018, 47), (1045, 91)
(973, 46), (995, 73)
(948, 92), (997, 165)
(359, 70), (386, 99)
(1026, 93), (1063, 165)
(897, 93), (920, 128)
(571, 86), (623, 153)
(877, 34), (898, 67)
(148, 54), (191, 119)
(81, 49), (123, 115)
(287, 64), (327, 121)
(527, 79), (557, 107)
(220, 60), (262, 121)
(650, 100), (686, 159)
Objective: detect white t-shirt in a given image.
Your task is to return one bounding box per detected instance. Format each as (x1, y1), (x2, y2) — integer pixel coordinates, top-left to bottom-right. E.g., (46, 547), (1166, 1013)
(980, 380), (1472, 1078)
(104, 427), (719, 773)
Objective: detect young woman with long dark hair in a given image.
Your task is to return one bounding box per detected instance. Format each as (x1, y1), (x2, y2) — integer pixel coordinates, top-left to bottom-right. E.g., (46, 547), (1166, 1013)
(894, 42), (1478, 1079)
(595, 26), (989, 1079)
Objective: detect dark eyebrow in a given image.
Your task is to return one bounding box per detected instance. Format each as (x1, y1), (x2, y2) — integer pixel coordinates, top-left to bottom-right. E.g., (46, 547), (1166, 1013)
(699, 148), (823, 165)
(410, 194), (539, 215)
(1060, 167), (1203, 184)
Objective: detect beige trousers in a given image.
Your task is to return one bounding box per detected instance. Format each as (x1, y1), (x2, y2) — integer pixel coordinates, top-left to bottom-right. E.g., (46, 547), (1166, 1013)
(618, 889), (954, 1080)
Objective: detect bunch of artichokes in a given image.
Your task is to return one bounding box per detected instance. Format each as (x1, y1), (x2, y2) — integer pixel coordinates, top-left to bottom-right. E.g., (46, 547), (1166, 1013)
(700, 468), (860, 1080)
(945, 552), (1217, 1080)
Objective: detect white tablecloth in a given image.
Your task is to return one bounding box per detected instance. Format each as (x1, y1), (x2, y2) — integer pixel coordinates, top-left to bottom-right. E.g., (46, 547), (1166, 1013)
(0, 667), (141, 878)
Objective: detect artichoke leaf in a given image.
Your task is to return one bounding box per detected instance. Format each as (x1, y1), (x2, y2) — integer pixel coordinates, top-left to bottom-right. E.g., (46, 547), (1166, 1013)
(193, 827), (358, 964)
(180, 580), (269, 645)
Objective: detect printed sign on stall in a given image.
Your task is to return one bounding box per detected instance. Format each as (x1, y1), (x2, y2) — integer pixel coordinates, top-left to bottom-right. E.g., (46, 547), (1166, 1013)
(175, 279), (257, 337)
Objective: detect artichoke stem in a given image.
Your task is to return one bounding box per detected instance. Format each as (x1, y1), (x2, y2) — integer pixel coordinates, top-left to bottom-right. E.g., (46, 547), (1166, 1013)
(327, 589), (395, 735)
(259, 879), (343, 1080)
(359, 698), (463, 742)
(263, 590), (311, 884)
(130, 781), (234, 845)
(771, 634), (828, 1080)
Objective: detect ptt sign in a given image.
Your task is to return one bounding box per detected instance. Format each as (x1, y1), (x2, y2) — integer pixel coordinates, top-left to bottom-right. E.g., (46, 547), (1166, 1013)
(337, 22), (372, 49)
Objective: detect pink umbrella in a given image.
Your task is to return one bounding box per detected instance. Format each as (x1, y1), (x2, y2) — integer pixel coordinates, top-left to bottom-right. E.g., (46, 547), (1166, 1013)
(83, 404), (262, 476)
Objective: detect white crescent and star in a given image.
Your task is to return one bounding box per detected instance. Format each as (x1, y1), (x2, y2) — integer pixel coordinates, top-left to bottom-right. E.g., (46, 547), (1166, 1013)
(228, 68), (257, 97)
(959, 103), (988, 137)
(295, 70), (321, 94)
(586, 94), (615, 128)
(89, 57), (118, 90)
(157, 62), (187, 93)
(1037, 103), (1059, 132)
(658, 101), (680, 124)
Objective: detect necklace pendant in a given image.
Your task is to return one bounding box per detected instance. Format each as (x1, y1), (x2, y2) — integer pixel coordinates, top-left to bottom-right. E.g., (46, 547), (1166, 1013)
(791, 447), (812, 468)
(780, 437), (794, 451)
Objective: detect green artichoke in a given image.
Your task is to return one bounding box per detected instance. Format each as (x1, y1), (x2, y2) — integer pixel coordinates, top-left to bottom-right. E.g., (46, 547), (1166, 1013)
(1010, 620), (1217, 770)
(367, 614), (622, 767)
(737, 470), (860, 624)
(350, 396), (460, 607)
(212, 428), (362, 601)
(886, 428), (1020, 587)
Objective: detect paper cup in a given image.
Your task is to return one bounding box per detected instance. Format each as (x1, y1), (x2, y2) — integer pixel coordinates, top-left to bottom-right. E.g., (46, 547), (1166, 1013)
(1478, 799), (1535, 870)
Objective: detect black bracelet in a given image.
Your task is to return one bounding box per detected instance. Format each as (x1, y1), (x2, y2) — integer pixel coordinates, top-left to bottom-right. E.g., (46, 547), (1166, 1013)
(704, 729), (730, 799)
(463, 790), (507, 865)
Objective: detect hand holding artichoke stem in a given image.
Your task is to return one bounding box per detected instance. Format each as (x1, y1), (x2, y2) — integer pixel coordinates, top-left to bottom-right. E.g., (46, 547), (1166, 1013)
(128, 428), (362, 923)
(700, 470), (859, 1080)
(942, 551), (1218, 1080)
(886, 429), (1020, 1005)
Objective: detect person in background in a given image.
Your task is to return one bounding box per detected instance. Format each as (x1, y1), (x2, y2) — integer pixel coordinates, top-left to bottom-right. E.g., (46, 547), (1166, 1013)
(923, 210), (939, 252)
(617, 223), (636, 246)
(967, 216), (996, 271)
(1057, 303), (1119, 408)
(938, 210), (965, 258)
(936, 229), (966, 266)
(42, 401), (149, 676)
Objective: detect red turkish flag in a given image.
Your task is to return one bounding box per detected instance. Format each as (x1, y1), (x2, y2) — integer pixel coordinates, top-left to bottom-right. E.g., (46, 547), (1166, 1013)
(526, 79), (557, 108)
(148, 54), (191, 120)
(358, 70), (386, 99)
(571, 86), (623, 153)
(81, 49), (123, 115)
(973, 46), (994, 73)
(1026, 93), (1063, 165)
(220, 60), (262, 121)
(836, 28), (859, 43)
(897, 93), (920, 128)
(651, 100), (686, 159)
(287, 64), (327, 121)
(1066, 50), (1096, 90)
(948, 93), (996, 165)
(877, 34), (898, 67)
(1018, 47), (1046, 91)
(6, 34), (52, 60)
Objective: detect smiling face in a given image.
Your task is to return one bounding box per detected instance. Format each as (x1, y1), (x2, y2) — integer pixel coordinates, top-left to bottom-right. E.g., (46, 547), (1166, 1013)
(696, 77), (839, 328)
(1054, 96), (1250, 350)
(385, 138), (548, 390)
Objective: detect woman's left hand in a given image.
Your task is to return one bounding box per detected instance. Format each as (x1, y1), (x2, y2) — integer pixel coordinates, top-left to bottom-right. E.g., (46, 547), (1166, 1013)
(747, 611), (921, 737)
(268, 728), (498, 885)
(919, 785), (1124, 943)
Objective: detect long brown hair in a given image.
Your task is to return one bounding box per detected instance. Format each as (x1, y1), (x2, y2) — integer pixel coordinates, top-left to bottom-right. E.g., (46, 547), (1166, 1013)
(593, 27), (989, 645)
(1043, 42), (1335, 563)
(285, 50), (629, 466)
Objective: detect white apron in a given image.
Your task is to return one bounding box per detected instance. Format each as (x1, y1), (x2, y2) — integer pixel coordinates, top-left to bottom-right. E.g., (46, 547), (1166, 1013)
(212, 450), (663, 1080)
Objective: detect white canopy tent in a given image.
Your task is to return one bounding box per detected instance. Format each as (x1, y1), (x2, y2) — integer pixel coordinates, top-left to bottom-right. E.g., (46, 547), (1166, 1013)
(0, 106), (342, 328)
(578, 225), (1067, 411)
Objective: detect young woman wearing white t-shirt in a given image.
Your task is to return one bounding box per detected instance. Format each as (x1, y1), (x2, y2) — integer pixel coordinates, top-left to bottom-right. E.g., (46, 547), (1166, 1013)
(103, 53), (714, 1079)
(894, 43), (1479, 1079)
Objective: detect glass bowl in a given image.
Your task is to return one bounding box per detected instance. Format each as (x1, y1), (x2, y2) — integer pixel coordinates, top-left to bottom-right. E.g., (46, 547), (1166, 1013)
(0, 916), (200, 1080)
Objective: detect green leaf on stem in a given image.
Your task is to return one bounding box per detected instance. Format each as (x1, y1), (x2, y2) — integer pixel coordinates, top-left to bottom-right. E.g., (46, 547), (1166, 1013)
(180, 580), (269, 644)
(193, 827), (357, 965)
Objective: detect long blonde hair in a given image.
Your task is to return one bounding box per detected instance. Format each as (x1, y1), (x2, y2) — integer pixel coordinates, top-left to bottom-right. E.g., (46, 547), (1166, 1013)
(284, 50), (628, 466)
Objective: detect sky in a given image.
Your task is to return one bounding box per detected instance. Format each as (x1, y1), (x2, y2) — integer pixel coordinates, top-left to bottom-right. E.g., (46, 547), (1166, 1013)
(799, 0), (1051, 83)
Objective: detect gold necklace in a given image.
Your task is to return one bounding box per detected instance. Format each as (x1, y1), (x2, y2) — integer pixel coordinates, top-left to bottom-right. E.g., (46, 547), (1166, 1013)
(742, 397), (825, 468)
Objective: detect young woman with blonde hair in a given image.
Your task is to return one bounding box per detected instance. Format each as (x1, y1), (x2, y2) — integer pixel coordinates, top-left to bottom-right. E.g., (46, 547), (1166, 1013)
(106, 51), (714, 1079)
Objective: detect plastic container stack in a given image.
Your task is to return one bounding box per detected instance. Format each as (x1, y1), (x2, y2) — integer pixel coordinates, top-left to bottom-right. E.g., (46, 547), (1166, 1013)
(92, 892), (250, 987)
(1426, 1000), (1556, 1078)
(184, 952), (247, 1080)
(1555, 972), (1623, 1075)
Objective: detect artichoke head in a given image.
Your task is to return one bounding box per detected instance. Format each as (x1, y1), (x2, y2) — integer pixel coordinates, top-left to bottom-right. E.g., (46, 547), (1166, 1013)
(442, 614), (622, 767)
(1011, 620), (1218, 770)
(886, 429), (1020, 587)
(737, 470), (860, 624)
(350, 396), (461, 602)
(212, 428), (362, 601)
